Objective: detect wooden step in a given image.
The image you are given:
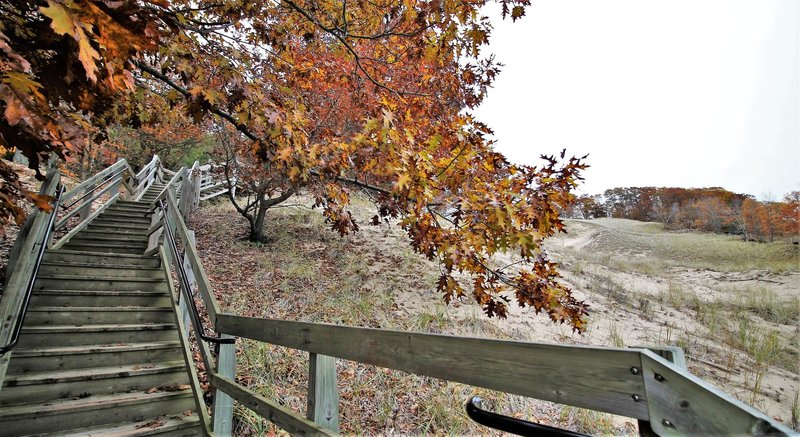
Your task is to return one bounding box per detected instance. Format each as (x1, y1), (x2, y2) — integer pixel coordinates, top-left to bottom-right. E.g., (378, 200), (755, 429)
(0, 390), (196, 435)
(69, 230), (150, 242)
(38, 263), (163, 279)
(34, 275), (167, 292)
(31, 290), (171, 307)
(87, 219), (151, 230)
(25, 306), (175, 325)
(85, 224), (151, 235)
(96, 214), (151, 224)
(61, 243), (146, 255)
(106, 203), (153, 212)
(42, 250), (160, 268)
(42, 413), (202, 436)
(6, 342), (183, 374)
(116, 200), (152, 207)
(0, 361), (190, 405)
(17, 323), (178, 348)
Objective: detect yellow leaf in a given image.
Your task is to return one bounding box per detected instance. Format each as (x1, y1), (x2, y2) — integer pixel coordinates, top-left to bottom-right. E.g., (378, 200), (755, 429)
(76, 27), (100, 82)
(39, 1), (75, 36)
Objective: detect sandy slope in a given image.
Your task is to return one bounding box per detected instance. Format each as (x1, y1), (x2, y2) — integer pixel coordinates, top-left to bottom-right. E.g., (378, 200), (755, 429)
(193, 198), (799, 433)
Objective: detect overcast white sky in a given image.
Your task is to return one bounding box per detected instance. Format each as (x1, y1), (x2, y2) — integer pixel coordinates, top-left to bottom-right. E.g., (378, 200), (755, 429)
(474, 0), (799, 199)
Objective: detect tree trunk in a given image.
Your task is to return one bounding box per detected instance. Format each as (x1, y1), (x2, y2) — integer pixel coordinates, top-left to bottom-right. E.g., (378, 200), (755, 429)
(249, 197), (270, 242)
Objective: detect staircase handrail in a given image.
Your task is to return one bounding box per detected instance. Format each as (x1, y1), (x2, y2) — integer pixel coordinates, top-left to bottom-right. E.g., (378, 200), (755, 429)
(0, 183), (64, 356)
(133, 155), (161, 201)
(158, 196), (234, 345)
(60, 159), (136, 204)
(0, 168), (62, 387)
(149, 178), (793, 436)
(50, 158), (145, 250)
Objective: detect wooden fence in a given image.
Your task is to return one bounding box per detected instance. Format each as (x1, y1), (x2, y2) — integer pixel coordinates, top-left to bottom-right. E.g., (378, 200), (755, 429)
(149, 166), (793, 437)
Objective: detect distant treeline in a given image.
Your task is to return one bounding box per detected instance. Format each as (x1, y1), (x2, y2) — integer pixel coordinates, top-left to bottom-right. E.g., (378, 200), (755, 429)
(564, 187), (800, 242)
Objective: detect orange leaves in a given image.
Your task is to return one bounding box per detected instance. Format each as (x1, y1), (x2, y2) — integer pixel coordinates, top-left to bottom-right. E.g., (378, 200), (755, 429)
(40, 0), (100, 82)
(24, 192), (55, 213)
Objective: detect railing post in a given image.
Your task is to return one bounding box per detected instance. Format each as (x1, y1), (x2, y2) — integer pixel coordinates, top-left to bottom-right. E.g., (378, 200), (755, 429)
(79, 182), (95, 221)
(190, 162), (201, 215)
(177, 228), (195, 339)
(307, 353), (339, 432)
(635, 345), (686, 437)
(213, 334), (236, 436)
(179, 168), (192, 219)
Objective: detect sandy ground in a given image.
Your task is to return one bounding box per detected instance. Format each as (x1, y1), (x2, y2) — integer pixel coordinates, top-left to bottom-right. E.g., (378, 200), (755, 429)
(193, 197), (799, 433)
(393, 218), (800, 426)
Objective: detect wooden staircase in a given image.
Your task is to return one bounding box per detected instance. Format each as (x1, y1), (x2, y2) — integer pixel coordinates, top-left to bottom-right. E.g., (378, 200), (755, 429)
(0, 183), (205, 435)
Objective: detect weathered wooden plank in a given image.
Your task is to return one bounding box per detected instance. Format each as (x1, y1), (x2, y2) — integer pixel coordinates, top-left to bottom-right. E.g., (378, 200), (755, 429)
(178, 229), (197, 338)
(211, 374), (338, 436)
(199, 189), (229, 202)
(135, 155), (159, 180)
(216, 314), (648, 419)
(145, 210), (163, 256)
(166, 191), (221, 324)
(55, 178), (122, 229)
(51, 193), (120, 249)
(0, 169), (60, 389)
(213, 334), (236, 436)
(640, 350), (792, 436)
(307, 354), (339, 432)
(61, 161), (124, 203)
(159, 246), (213, 434)
(200, 181), (225, 192)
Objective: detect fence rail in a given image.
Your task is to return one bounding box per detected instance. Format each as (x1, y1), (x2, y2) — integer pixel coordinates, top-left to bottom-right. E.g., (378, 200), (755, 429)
(5, 156), (784, 436)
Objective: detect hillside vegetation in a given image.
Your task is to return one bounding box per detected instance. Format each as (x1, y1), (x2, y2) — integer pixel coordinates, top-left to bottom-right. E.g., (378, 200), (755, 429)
(192, 195), (800, 435)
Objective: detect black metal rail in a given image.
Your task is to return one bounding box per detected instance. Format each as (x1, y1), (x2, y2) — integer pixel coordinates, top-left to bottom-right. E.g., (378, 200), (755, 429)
(159, 198), (235, 345)
(0, 184), (65, 356)
(465, 396), (590, 437)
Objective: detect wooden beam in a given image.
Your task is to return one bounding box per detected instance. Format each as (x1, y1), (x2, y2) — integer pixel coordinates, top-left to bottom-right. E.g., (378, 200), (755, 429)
(166, 191), (221, 324)
(55, 179), (122, 230)
(213, 334), (236, 436)
(307, 354), (339, 432)
(216, 314), (648, 419)
(148, 167), (186, 208)
(211, 374), (338, 436)
(640, 350), (792, 436)
(159, 246), (213, 434)
(0, 169), (60, 389)
(52, 193), (119, 249)
(61, 161), (124, 203)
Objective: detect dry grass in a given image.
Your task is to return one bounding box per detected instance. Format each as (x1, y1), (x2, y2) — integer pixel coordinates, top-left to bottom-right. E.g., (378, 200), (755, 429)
(192, 197), (634, 436)
(190, 195), (799, 434)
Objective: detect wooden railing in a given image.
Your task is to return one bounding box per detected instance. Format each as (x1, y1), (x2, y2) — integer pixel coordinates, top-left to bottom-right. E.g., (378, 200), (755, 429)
(0, 168), (61, 387)
(150, 174), (794, 437)
(51, 158), (140, 249)
(0, 157), (157, 388)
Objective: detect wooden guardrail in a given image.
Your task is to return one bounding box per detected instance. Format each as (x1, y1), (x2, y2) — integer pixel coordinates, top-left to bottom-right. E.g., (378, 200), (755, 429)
(51, 159), (139, 249)
(150, 173), (794, 437)
(0, 157), (160, 385)
(0, 169), (61, 388)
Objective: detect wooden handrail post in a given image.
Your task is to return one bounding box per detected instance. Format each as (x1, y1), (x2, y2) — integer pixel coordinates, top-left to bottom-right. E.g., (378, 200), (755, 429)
(307, 353), (339, 432)
(213, 334), (236, 436)
(635, 345), (686, 437)
(178, 229), (196, 338)
(78, 182), (95, 221)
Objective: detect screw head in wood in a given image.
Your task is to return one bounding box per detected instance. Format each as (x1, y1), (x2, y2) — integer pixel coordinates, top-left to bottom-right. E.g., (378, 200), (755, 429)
(630, 367), (640, 375)
(662, 419), (674, 428)
(654, 373), (666, 382)
(631, 394), (641, 402)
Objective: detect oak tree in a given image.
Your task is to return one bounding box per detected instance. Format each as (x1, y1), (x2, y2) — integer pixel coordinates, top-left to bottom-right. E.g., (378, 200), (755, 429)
(1, 0), (590, 330)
